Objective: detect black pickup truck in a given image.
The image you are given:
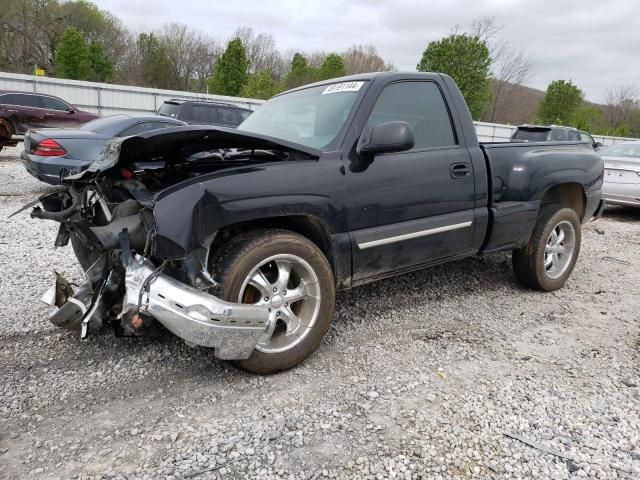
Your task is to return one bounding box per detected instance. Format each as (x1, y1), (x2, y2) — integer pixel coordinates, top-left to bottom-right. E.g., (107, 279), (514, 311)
(22, 72), (604, 374)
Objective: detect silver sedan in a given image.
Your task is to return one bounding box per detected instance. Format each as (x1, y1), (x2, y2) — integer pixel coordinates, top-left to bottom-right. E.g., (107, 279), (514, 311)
(601, 142), (640, 208)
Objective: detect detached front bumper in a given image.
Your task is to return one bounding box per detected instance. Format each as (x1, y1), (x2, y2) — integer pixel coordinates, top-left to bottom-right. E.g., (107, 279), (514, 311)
(122, 256), (271, 359)
(41, 255), (272, 360)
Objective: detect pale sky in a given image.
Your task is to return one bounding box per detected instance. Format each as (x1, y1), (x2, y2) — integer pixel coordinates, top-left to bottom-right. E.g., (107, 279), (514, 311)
(94, 0), (640, 103)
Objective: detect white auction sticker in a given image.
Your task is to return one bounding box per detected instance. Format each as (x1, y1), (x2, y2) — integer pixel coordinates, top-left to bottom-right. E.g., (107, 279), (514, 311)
(322, 81), (364, 95)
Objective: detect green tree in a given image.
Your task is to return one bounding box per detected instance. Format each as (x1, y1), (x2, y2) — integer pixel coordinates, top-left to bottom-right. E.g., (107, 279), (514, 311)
(318, 53), (346, 80)
(208, 37), (248, 96)
(240, 71), (282, 99)
(88, 40), (114, 82)
(573, 105), (605, 133)
(55, 27), (91, 79)
(537, 80), (583, 125)
(136, 33), (172, 89)
(285, 53), (312, 89)
(417, 34), (492, 119)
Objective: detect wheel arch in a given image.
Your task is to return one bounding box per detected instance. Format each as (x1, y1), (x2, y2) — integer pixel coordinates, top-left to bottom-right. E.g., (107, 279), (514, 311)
(539, 182), (586, 221)
(210, 214), (338, 279)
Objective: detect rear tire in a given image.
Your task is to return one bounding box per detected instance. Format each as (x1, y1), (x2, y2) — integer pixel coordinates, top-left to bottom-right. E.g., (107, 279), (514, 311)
(512, 205), (581, 291)
(210, 229), (335, 374)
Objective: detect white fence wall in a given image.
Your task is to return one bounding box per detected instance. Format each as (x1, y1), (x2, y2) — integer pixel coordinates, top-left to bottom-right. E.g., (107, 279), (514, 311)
(0, 72), (264, 116)
(1, 72), (637, 146)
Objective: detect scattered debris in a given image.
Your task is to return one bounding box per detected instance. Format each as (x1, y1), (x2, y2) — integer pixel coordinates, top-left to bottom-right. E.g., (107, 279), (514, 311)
(601, 256), (631, 266)
(503, 432), (575, 462)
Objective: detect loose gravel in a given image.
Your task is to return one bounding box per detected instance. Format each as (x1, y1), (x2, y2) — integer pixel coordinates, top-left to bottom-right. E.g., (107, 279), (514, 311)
(1, 150), (639, 480)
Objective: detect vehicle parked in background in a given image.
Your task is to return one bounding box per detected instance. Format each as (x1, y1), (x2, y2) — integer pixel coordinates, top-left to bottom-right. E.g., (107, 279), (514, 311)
(0, 90), (98, 151)
(579, 130), (603, 150)
(21, 114), (186, 185)
(511, 125), (602, 149)
(23, 72), (603, 374)
(158, 99), (253, 128)
(599, 141), (640, 208)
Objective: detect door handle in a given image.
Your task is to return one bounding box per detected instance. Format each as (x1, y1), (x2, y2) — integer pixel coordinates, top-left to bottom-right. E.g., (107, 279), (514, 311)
(45, 113), (54, 116)
(450, 163), (471, 178)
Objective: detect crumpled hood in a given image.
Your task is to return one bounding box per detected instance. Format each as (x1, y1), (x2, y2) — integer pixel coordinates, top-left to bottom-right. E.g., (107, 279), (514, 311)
(66, 125), (321, 180)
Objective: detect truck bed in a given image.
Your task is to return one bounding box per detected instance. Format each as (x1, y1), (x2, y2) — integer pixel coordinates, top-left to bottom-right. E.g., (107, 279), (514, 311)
(479, 141), (603, 253)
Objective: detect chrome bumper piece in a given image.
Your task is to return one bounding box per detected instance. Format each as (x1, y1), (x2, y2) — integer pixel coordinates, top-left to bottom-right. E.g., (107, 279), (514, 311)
(122, 255), (271, 360)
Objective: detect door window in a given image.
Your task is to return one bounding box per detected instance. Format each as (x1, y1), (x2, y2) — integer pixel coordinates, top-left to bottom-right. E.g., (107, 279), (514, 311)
(550, 129), (569, 141)
(217, 107), (240, 126)
(42, 96), (70, 111)
(568, 130), (581, 141)
(145, 121), (178, 131)
(5, 94), (44, 108)
(366, 82), (457, 149)
(189, 104), (217, 124)
(119, 122), (150, 137)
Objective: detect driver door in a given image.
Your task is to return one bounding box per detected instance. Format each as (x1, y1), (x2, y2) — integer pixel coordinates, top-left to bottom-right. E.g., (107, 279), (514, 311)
(346, 80), (477, 283)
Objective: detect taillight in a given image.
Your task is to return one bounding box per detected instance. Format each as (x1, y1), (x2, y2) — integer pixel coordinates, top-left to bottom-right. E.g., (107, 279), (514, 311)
(33, 138), (66, 157)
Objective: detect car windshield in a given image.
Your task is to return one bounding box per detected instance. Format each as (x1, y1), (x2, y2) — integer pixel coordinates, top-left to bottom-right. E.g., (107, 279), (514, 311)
(80, 115), (130, 133)
(599, 143), (640, 158)
(237, 81), (367, 149)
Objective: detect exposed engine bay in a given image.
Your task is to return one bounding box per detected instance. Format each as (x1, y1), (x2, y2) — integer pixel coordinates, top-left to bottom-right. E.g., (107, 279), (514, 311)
(17, 126), (320, 359)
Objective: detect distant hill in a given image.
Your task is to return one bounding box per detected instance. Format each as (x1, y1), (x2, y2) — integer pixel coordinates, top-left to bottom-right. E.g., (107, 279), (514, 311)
(482, 82), (545, 125)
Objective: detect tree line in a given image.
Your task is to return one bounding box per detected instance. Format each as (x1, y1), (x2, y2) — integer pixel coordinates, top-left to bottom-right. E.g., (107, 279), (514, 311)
(0, 0), (393, 97)
(1, 2), (638, 136)
(417, 17), (639, 136)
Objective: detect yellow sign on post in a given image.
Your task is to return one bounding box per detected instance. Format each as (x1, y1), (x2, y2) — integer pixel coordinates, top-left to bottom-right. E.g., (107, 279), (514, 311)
(35, 69), (45, 77)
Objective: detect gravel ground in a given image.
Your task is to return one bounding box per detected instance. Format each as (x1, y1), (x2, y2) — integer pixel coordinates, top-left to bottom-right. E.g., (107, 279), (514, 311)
(1, 150), (639, 480)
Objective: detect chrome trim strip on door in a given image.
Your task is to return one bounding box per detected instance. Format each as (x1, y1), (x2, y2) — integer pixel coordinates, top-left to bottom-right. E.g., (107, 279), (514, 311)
(357, 221), (472, 249)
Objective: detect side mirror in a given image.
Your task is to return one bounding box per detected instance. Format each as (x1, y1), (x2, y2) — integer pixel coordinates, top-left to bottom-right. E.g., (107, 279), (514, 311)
(356, 121), (415, 157)
(66, 108), (76, 114)
(594, 142), (603, 150)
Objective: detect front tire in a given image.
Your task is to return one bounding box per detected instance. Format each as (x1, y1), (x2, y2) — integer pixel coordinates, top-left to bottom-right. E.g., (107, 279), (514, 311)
(512, 205), (581, 291)
(210, 229), (335, 374)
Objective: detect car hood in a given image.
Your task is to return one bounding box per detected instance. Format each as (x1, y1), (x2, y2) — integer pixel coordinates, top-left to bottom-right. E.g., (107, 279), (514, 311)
(67, 125), (321, 180)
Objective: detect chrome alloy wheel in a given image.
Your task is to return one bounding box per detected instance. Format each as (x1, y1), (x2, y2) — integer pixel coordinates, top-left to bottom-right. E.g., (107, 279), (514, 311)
(544, 220), (576, 279)
(238, 254), (321, 353)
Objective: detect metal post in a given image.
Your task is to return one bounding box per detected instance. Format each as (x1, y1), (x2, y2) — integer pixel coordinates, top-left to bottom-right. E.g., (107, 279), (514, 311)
(97, 87), (102, 116)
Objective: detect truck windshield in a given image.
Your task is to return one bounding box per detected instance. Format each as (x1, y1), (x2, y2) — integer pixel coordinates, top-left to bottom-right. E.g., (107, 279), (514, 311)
(237, 82), (366, 149)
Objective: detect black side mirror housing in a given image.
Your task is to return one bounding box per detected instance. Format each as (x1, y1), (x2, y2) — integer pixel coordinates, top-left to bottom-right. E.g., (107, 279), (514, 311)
(356, 121), (415, 157)
(593, 142), (603, 150)
(66, 108), (76, 114)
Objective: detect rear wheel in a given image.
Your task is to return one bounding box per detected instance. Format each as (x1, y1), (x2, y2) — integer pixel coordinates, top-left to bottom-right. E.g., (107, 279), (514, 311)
(512, 205), (581, 291)
(211, 229), (335, 374)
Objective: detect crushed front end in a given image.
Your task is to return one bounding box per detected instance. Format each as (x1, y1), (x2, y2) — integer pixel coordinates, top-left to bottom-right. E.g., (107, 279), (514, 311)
(20, 128), (303, 359)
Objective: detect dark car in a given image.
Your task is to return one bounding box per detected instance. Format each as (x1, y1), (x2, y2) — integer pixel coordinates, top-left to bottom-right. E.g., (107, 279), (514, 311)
(21, 114), (186, 184)
(0, 90), (98, 151)
(511, 124), (583, 143)
(23, 72), (603, 374)
(158, 99), (253, 128)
